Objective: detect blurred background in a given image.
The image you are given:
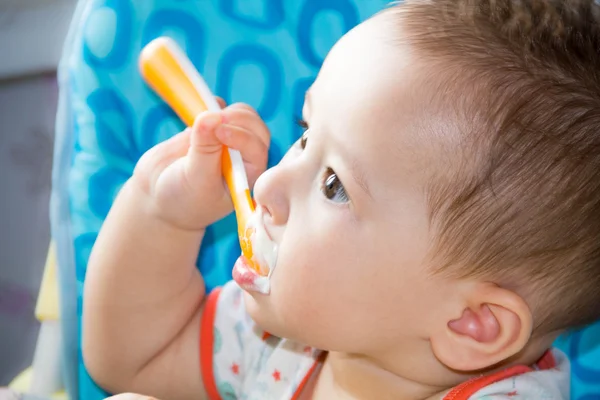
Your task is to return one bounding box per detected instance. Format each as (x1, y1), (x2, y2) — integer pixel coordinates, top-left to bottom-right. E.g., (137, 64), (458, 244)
(0, 0), (77, 385)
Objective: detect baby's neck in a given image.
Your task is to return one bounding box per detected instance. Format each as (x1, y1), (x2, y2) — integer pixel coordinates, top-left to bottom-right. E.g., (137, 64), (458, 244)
(309, 352), (451, 400)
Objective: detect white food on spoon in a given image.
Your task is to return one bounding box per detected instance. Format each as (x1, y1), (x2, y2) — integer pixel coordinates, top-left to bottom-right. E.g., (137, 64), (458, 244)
(247, 207), (278, 279)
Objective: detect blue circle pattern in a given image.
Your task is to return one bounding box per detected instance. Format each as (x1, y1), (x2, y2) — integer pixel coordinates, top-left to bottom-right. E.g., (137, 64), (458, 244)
(219, 0), (285, 30)
(59, 0), (600, 399)
(297, 0), (359, 69)
(83, 0), (133, 70)
(86, 88), (138, 163)
(141, 9), (207, 72)
(216, 44), (283, 121)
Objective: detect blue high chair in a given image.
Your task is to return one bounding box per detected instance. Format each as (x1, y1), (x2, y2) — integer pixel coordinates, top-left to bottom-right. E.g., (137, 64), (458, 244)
(49, 1), (600, 399)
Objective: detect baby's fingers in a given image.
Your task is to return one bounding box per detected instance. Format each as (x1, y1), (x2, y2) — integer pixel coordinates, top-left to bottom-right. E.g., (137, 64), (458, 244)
(222, 105), (271, 148)
(216, 124), (268, 175)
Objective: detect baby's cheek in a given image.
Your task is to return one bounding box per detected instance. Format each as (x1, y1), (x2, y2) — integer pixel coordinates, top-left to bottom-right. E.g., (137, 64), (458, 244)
(241, 288), (306, 343)
(271, 248), (323, 305)
(245, 259), (314, 335)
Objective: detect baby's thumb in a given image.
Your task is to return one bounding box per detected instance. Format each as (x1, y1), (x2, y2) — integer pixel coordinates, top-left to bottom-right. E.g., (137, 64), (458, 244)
(186, 112), (224, 182)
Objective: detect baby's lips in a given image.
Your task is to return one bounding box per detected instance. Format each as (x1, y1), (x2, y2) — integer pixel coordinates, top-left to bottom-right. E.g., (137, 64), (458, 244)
(232, 255), (271, 294)
(232, 256), (255, 284)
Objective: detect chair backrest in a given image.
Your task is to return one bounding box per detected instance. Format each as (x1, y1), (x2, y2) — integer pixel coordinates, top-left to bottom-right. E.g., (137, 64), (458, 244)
(554, 327), (600, 399)
(53, 1), (600, 399)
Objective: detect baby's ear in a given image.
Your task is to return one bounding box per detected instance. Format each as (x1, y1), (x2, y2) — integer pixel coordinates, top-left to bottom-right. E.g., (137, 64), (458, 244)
(430, 283), (532, 371)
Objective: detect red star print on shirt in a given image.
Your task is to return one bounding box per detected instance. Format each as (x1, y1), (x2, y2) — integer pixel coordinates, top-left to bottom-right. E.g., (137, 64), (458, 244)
(273, 369), (281, 382)
(507, 391), (518, 397)
(231, 363), (240, 375)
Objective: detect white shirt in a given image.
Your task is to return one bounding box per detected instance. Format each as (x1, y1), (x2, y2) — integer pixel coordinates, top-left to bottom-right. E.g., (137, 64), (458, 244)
(199, 281), (570, 400)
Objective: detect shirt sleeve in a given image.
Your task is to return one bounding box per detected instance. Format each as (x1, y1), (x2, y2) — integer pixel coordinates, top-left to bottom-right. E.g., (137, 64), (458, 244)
(200, 280), (269, 400)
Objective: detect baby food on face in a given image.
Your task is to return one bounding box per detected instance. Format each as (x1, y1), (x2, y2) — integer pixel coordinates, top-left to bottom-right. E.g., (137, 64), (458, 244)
(248, 208), (278, 275)
(232, 256), (272, 294)
(233, 207), (278, 294)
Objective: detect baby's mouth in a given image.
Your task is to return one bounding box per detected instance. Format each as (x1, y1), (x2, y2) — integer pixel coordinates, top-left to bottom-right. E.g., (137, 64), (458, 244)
(233, 255), (272, 294)
(235, 207), (279, 295)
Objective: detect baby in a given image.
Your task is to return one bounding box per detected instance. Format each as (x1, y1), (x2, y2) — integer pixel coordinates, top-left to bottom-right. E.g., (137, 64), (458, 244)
(82, 0), (600, 399)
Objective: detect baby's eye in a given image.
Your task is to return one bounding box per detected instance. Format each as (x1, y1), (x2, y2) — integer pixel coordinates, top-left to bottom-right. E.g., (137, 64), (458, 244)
(321, 168), (349, 203)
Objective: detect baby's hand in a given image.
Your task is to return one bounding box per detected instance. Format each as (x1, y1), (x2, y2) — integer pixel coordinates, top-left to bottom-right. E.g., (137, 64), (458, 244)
(133, 100), (270, 230)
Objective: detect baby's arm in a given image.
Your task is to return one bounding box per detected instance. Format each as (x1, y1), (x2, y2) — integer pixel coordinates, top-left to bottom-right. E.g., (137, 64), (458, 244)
(84, 179), (208, 399)
(83, 103), (270, 400)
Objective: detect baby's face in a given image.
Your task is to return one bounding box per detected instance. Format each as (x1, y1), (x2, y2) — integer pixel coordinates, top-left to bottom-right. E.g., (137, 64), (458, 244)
(247, 15), (460, 354)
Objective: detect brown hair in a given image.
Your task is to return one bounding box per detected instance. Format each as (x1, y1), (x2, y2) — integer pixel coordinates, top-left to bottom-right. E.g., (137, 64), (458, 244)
(393, 0), (600, 333)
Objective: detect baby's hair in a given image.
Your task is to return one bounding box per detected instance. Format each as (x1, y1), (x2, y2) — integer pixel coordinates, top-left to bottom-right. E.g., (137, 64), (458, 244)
(392, 0), (600, 334)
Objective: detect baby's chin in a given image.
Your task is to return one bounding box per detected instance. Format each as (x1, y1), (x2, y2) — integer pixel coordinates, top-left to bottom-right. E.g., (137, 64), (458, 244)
(242, 290), (285, 335)
(241, 288), (307, 343)
(241, 286), (355, 353)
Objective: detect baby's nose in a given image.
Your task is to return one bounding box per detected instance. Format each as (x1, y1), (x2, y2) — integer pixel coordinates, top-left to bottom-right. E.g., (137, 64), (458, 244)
(253, 167), (290, 226)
